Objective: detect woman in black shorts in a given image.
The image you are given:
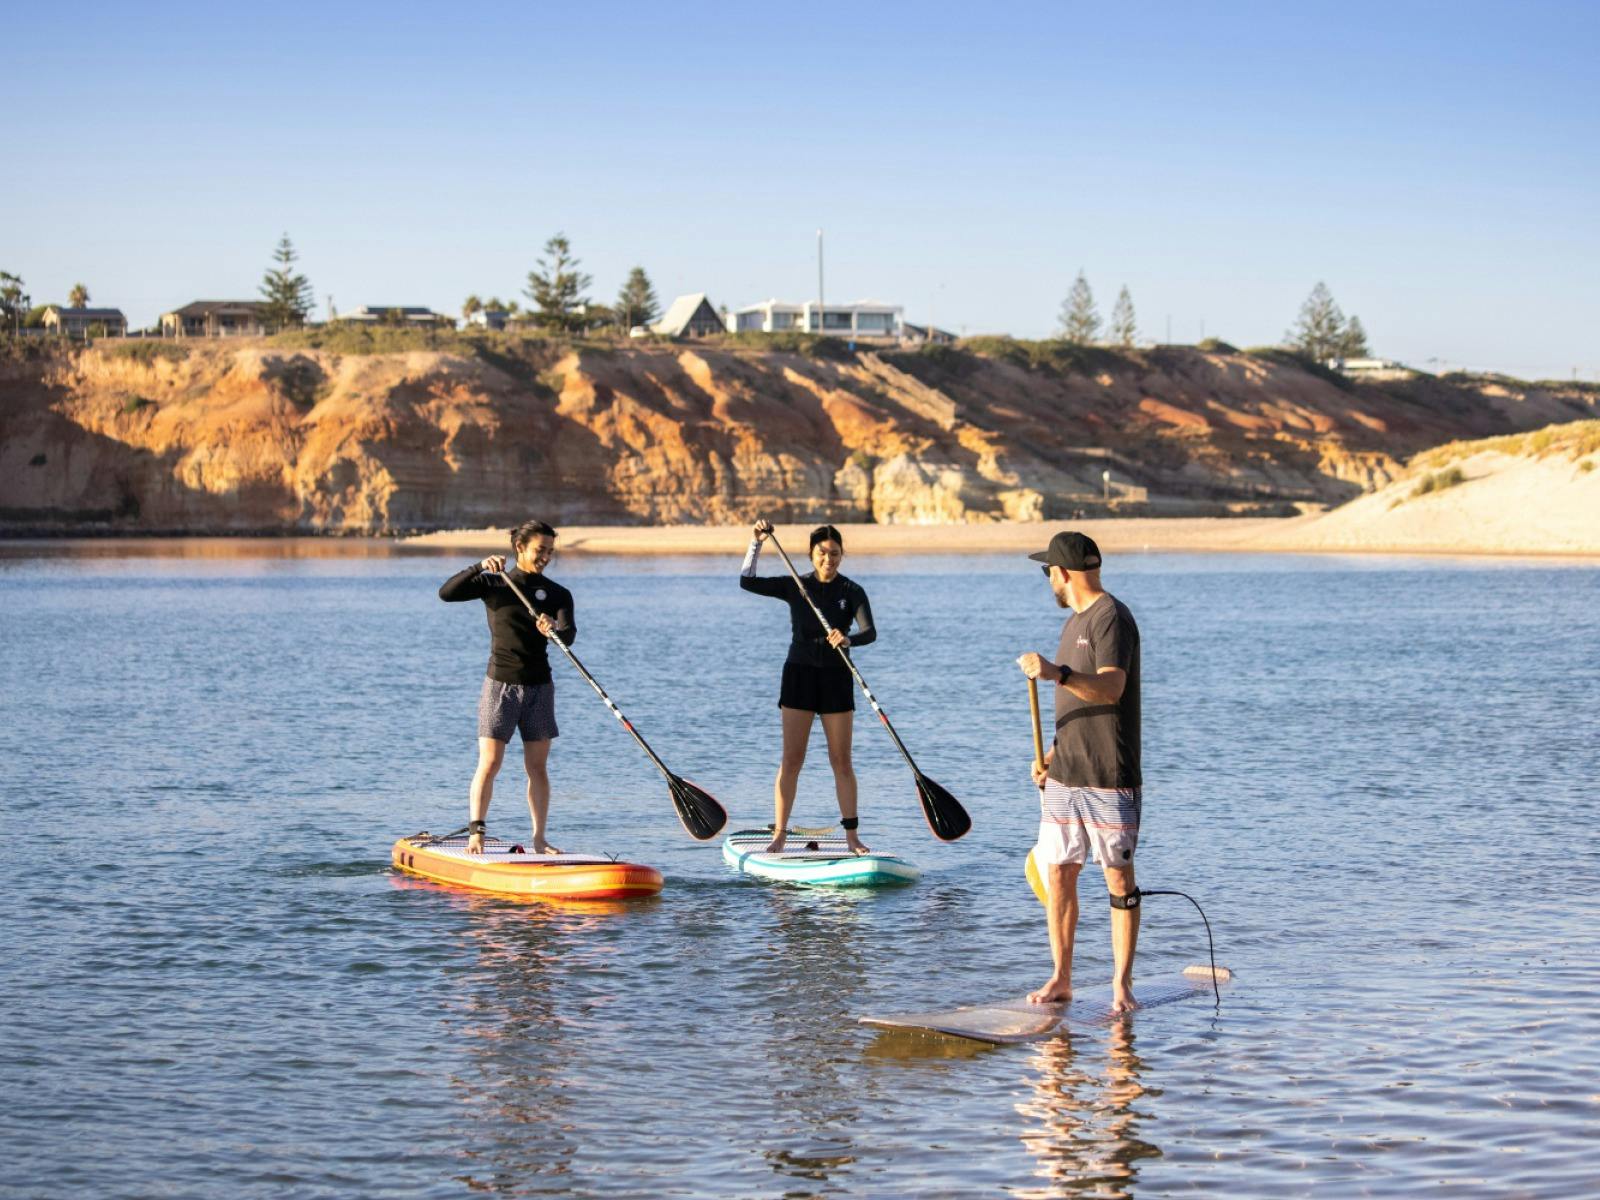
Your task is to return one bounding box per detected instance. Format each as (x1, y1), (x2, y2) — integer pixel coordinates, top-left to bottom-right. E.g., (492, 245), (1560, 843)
(740, 520), (876, 853)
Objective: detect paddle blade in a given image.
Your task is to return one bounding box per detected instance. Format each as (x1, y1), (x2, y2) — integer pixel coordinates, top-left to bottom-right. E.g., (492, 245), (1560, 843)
(916, 773), (971, 841)
(669, 775), (727, 841)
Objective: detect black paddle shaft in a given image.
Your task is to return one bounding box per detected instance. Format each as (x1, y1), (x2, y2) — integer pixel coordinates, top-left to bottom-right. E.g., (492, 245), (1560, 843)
(761, 528), (970, 840)
(491, 571), (726, 840)
(494, 572), (674, 774)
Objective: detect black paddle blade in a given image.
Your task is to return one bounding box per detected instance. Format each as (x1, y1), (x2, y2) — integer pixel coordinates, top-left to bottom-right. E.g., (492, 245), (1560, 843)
(669, 775), (727, 841)
(917, 773), (971, 842)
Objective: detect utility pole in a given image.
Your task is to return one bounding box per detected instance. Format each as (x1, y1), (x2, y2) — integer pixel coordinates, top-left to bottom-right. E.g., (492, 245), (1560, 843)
(816, 228), (825, 335)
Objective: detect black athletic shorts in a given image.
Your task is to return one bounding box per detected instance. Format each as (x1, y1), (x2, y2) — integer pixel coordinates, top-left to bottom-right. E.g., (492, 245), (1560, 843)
(778, 661), (855, 714)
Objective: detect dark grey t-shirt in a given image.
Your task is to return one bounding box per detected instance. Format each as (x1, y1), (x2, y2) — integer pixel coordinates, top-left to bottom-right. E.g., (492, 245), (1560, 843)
(1049, 593), (1141, 789)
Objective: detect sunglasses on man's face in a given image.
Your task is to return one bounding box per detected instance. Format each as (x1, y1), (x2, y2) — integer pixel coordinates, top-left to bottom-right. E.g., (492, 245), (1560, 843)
(1040, 564), (1053, 578)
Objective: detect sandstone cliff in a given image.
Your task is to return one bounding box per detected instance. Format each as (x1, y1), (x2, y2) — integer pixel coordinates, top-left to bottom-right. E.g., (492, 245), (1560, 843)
(0, 337), (1592, 534)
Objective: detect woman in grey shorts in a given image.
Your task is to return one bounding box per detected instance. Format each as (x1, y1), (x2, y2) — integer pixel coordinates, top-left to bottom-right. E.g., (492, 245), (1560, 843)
(439, 520), (576, 855)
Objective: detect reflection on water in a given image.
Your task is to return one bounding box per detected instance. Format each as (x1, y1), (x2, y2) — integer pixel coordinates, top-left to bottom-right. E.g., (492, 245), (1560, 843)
(0, 536), (434, 561)
(448, 898), (635, 1196)
(4, 546), (1600, 1198)
(752, 888), (867, 1192)
(1014, 1025), (1159, 1200)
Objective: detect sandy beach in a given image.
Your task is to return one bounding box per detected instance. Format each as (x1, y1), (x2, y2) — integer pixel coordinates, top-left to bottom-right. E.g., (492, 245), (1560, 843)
(406, 517), (1310, 557)
(405, 513), (1588, 559)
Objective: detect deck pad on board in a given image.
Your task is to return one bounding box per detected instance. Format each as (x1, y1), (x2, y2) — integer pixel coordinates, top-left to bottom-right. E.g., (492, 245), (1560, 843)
(404, 836), (616, 866)
(860, 967), (1231, 1044)
(721, 827), (920, 886)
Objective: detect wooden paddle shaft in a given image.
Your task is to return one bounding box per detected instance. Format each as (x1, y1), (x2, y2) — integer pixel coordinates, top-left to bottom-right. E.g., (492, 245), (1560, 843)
(1029, 677), (1045, 772)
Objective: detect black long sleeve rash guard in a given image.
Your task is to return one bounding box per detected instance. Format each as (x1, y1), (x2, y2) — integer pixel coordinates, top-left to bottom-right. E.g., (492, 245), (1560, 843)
(738, 539), (876, 669)
(439, 563), (576, 685)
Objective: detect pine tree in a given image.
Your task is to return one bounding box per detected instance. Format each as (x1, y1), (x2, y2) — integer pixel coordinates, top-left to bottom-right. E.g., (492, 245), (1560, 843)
(1058, 270), (1101, 344)
(615, 266), (661, 330)
(259, 234), (314, 331)
(525, 233), (593, 333)
(1287, 282), (1347, 361)
(69, 282), (90, 309)
(0, 271), (30, 332)
(1109, 286), (1137, 347)
(1337, 314), (1370, 359)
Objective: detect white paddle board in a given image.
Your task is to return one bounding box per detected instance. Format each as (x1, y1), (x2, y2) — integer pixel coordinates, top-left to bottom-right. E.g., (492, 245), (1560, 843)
(860, 965), (1232, 1045)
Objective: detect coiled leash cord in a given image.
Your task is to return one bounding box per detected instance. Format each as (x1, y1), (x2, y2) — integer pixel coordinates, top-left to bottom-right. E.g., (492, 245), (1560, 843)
(1116, 886), (1223, 1006)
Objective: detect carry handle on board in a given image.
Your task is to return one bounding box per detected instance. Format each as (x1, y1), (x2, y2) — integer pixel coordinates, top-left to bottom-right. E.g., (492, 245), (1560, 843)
(758, 522), (971, 842)
(491, 571), (727, 841)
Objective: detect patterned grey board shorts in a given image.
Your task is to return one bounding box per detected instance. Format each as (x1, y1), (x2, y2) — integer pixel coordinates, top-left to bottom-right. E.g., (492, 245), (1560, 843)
(477, 679), (559, 743)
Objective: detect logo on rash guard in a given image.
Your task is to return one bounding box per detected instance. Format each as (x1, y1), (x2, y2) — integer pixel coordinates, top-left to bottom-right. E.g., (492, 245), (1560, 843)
(839, 597), (847, 610)
(1076, 636), (1090, 648)
(535, 589), (548, 601)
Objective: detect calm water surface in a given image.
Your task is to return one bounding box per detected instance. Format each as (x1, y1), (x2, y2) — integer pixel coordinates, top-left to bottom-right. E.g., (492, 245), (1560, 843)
(2, 543), (1598, 1198)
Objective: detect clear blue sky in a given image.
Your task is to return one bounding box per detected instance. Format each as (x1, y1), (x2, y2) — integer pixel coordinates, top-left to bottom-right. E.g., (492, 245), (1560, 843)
(6, 1), (1597, 378)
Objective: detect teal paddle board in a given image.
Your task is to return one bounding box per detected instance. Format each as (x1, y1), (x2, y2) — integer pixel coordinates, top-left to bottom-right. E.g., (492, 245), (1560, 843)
(721, 827), (920, 887)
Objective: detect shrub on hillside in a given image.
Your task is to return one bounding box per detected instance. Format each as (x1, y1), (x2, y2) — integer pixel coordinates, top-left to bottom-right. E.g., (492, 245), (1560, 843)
(1412, 466), (1466, 497)
(726, 330), (852, 359)
(104, 341), (190, 365)
(962, 336), (1133, 376)
(1244, 345), (1354, 392)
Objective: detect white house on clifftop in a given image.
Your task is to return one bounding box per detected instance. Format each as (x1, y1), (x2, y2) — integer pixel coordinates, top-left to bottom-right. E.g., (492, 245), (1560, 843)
(729, 299), (902, 339)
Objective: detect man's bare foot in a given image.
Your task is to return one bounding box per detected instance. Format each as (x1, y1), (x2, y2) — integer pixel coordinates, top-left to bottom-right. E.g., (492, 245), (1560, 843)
(846, 833), (871, 855)
(531, 839), (562, 855)
(1028, 976), (1072, 1005)
(1110, 987), (1140, 1015)
(466, 833), (485, 855)
(764, 833), (788, 853)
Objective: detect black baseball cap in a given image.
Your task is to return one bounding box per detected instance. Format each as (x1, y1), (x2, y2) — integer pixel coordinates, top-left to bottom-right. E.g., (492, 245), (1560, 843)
(1028, 531), (1102, 571)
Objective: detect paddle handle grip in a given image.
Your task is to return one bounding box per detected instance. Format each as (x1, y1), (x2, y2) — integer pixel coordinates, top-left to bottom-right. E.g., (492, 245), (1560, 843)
(1029, 677), (1045, 773)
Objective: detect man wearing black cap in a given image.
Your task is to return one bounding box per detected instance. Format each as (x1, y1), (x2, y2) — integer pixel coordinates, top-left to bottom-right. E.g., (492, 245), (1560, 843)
(1017, 531), (1142, 1013)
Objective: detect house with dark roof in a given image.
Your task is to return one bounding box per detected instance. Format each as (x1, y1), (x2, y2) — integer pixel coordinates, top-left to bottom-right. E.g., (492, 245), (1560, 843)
(43, 306), (127, 337)
(161, 301), (269, 338)
(652, 294), (727, 339)
(336, 306), (455, 328)
(901, 322), (957, 346)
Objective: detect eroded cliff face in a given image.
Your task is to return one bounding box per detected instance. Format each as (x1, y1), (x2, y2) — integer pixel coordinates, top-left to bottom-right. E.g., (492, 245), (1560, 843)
(0, 340), (1591, 533)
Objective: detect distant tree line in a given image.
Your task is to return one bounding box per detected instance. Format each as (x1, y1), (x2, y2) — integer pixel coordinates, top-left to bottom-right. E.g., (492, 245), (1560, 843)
(459, 234), (661, 335)
(1286, 281), (1368, 360)
(1055, 273), (1370, 359)
(1058, 271), (1139, 347)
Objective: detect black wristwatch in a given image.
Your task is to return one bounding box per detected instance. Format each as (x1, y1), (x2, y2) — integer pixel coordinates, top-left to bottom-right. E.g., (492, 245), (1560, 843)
(1057, 665), (1073, 685)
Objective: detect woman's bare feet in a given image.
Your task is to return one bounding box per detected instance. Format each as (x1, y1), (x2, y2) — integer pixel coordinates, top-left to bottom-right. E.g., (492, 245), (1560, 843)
(764, 832), (788, 854)
(1028, 975), (1073, 1005)
(531, 839), (562, 855)
(466, 833), (485, 855)
(846, 831), (871, 855)
(1110, 986), (1140, 1015)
